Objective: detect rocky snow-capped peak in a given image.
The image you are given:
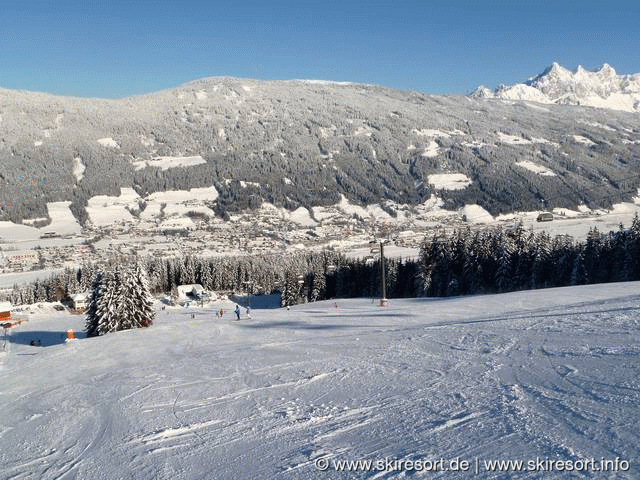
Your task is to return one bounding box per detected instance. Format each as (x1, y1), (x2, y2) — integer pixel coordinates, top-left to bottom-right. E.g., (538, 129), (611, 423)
(471, 62), (640, 112)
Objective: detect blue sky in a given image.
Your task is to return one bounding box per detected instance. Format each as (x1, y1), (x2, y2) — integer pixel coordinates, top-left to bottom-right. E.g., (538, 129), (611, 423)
(0, 0), (637, 98)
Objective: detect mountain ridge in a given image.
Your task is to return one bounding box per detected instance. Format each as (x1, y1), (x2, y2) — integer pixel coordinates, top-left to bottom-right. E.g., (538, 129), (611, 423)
(472, 63), (640, 112)
(0, 72), (639, 225)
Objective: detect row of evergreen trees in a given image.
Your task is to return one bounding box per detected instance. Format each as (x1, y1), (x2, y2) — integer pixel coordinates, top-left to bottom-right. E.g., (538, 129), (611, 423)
(4, 215), (640, 316)
(420, 216), (640, 297)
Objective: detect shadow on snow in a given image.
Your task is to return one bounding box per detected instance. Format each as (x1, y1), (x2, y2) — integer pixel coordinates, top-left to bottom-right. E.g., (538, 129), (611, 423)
(8, 330), (87, 347)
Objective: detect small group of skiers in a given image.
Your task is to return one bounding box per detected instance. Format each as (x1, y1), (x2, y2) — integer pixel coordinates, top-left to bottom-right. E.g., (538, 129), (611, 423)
(216, 305), (251, 321)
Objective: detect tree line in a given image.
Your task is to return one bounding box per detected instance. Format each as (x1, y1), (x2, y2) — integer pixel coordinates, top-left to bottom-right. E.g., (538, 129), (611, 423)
(3, 215), (640, 309)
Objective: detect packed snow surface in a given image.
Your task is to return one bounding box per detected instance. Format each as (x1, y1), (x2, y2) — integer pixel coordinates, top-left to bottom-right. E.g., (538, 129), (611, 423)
(1, 283), (639, 479)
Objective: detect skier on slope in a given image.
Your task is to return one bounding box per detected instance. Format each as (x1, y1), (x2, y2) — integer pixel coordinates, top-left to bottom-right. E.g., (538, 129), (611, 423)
(234, 304), (241, 321)
(246, 306), (251, 319)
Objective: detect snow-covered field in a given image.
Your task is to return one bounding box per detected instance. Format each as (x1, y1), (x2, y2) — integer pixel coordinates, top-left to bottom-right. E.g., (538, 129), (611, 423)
(1, 283), (639, 479)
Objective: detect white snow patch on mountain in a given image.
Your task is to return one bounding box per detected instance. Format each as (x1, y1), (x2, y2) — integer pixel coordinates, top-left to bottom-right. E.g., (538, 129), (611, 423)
(572, 135), (596, 146)
(497, 132), (533, 145)
(523, 102), (551, 112)
(427, 173), (472, 190)
(86, 188), (140, 227)
(579, 121), (617, 132)
(460, 204), (494, 223)
(97, 137), (119, 148)
(289, 207), (317, 227)
(515, 160), (556, 176)
(496, 132), (552, 146)
(365, 204), (393, 222)
(132, 155), (206, 171)
(139, 135), (155, 147)
(239, 181), (260, 188)
(146, 187), (219, 203)
(298, 79), (356, 86)
(43, 202), (82, 235)
(353, 125), (372, 137)
(73, 157), (86, 182)
(461, 139), (491, 148)
(421, 140), (440, 157)
(413, 128), (465, 138)
(139, 187), (219, 223)
(337, 194), (372, 220)
(311, 206), (339, 222)
(0, 222), (40, 242)
(159, 217), (195, 230)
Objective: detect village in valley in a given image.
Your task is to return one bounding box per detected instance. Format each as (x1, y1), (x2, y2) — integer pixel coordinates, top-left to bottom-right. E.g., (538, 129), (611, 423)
(2, 180), (640, 301)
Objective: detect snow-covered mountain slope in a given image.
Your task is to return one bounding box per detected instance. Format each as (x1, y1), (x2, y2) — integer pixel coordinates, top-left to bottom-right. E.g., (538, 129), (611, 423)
(472, 62), (640, 112)
(1, 74), (640, 224)
(1, 283), (639, 479)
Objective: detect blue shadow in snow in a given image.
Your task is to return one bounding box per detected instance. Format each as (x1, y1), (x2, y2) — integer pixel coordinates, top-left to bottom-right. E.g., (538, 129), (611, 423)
(8, 330), (86, 347)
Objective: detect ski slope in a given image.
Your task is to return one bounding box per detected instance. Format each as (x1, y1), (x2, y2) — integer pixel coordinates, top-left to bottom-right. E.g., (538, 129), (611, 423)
(1, 284), (639, 479)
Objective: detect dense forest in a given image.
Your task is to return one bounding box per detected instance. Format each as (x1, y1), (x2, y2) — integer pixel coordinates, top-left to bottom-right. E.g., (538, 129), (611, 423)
(1, 78), (640, 223)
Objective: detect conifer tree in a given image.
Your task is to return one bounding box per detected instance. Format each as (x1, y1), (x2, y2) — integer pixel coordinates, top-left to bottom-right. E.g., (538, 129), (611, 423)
(85, 264), (154, 337)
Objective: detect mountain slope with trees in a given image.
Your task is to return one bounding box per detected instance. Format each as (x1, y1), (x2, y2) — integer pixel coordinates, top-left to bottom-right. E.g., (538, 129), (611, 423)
(1, 70), (640, 223)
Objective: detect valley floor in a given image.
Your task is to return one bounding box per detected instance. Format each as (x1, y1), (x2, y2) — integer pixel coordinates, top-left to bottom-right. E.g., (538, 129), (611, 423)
(1, 284), (639, 479)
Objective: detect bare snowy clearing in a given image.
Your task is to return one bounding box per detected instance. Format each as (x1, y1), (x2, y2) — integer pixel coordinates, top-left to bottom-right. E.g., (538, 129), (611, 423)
(73, 157), (86, 181)
(496, 132), (551, 146)
(96, 137), (119, 148)
(0, 283), (639, 479)
(515, 160), (557, 176)
(572, 135), (596, 146)
(421, 140), (440, 157)
(132, 155), (207, 171)
(460, 204), (494, 224)
(43, 202), (82, 236)
(86, 188), (140, 227)
(427, 173), (472, 191)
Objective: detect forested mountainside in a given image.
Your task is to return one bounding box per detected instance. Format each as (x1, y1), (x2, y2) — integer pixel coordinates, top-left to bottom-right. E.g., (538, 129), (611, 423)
(1, 73), (640, 224)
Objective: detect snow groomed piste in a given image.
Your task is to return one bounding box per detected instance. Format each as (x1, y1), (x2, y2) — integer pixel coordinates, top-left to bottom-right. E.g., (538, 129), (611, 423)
(0, 282), (639, 479)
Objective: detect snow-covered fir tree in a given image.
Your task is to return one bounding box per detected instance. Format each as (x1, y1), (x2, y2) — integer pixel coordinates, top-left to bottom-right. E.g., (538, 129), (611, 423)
(85, 264), (155, 337)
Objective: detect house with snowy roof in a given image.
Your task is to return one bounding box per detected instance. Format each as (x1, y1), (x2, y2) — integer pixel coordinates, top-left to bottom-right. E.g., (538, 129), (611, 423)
(176, 284), (211, 305)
